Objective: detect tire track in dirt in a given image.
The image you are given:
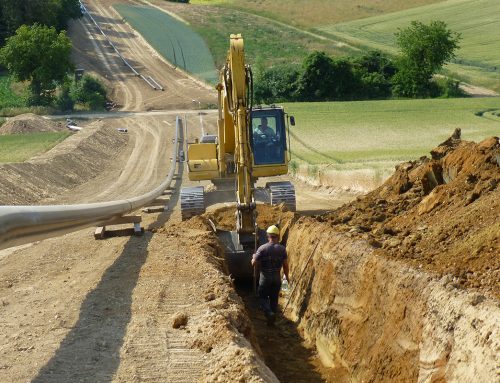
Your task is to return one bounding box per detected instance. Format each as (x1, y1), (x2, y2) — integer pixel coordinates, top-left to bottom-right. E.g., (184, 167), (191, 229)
(91, 117), (166, 201)
(114, 248), (205, 382)
(77, 13), (138, 110)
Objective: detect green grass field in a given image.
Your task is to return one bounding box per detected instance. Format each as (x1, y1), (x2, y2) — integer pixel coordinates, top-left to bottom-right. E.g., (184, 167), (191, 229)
(190, 0), (442, 28)
(285, 97), (500, 167)
(0, 132), (71, 163)
(318, 0), (500, 92)
(0, 75), (28, 109)
(153, 0), (352, 68)
(114, 4), (218, 83)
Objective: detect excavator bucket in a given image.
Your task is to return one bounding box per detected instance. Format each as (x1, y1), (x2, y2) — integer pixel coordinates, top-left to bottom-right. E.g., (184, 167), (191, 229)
(217, 230), (266, 282)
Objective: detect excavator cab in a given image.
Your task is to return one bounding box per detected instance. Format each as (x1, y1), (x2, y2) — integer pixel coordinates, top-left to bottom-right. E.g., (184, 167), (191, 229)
(250, 108), (287, 166)
(249, 107), (292, 181)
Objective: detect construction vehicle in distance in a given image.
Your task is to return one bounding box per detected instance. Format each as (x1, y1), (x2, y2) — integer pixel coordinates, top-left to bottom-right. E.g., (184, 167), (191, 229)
(180, 34), (296, 280)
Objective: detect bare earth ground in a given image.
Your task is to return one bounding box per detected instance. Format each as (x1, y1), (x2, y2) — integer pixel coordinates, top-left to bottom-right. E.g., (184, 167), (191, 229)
(2, 1), (498, 382)
(0, 5), (341, 377)
(0, 114), (65, 135)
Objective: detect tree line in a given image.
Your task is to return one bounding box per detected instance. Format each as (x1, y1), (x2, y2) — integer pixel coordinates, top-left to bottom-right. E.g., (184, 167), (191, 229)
(255, 21), (462, 104)
(0, 0), (107, 110)
(0, 0), (81, 45)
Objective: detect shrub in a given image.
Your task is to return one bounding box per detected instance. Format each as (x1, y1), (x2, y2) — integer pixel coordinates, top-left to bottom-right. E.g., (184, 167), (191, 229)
(70, 75), (106, 110)
(289, 160), (299, 176)
(56, 80), (74, 111)
(254, 63), (300, 104)
(295, 52), (359, 101)
(437, 77), (466, 98)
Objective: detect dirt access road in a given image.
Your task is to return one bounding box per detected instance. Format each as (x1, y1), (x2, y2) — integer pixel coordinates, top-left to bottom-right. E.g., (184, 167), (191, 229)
(70, 0), (215, 111)
(0, 1), (344, 381)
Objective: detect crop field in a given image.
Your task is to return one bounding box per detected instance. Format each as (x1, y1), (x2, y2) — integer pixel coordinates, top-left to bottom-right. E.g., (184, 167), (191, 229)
(318, 0), (500, 92)
(114, 4), (218, 83)
(190, 0), (442, 28)
(151, 0), (352, 69)
(285, 97), (500, 167)
(0, 75), (28, 110)
(0, 132), (70, 163)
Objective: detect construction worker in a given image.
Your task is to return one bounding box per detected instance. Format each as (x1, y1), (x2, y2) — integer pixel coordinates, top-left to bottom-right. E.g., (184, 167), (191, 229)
(255, 117), (276, 138)
(251, 225), (290, 325)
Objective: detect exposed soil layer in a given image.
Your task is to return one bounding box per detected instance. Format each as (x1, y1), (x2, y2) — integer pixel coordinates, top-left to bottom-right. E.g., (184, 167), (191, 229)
(0, 121), (128, 205)
(0, 213), (279, 383)
(0, 113), (65, 135)
(206, 204), (295, 232)
(285, 221), (499, 382)
(318, 134), (500, 298)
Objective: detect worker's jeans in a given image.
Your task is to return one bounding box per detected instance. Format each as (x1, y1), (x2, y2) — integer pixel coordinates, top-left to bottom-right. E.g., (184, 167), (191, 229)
(258, 274), (281, 316)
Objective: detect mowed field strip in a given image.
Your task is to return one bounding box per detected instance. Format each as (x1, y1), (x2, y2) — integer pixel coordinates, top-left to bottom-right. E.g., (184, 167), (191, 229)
(318, 0), (500, 91)
(114, 4), (218, 83)
(0, 132), (71, 163)
(285, 97), (500, 166)
(190, 0), (442, 27)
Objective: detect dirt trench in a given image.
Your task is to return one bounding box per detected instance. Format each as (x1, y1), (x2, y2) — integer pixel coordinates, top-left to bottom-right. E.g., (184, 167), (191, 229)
(197, 136), (499, 382)
(199, 203), (498, 382)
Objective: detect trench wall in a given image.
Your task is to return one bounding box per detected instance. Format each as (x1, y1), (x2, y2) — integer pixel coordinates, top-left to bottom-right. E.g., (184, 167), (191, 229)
(284, 218), (498, 382)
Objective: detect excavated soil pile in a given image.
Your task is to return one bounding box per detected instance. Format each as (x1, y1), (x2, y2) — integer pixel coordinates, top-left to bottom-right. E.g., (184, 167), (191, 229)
(206, 204), (295, 232)
(152, 220), (279, 382)
(318, 134), (499, 298)
(0, 122), (128, 205)
(0, 113), (64, 135)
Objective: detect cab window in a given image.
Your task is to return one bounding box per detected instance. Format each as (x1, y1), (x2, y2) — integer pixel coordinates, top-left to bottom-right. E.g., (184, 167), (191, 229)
(250, 113), (285, 165)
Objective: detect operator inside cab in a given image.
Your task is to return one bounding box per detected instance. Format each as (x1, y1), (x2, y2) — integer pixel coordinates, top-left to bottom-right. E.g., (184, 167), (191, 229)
(252, 115), (284, 165)
(255, 117), (276, 138)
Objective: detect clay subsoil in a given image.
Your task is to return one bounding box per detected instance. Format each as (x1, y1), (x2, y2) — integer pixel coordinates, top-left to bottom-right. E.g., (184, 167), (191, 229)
(320, 134), (500, 299)
(0, 0), (277, 381)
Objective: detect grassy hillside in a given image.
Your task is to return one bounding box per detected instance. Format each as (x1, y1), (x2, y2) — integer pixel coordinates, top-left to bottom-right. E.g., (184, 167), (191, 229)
(190, 0), (442, 28)
(285, 97), (500, 167)
(114, 4), (218, 83)
(0, 132), (70, 163)
(318, 0), (500, 91)
(151, 0), (353, 68)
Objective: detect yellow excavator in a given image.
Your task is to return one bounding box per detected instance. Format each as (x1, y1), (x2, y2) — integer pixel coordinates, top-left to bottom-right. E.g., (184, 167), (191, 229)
(180, 34), (296, 279)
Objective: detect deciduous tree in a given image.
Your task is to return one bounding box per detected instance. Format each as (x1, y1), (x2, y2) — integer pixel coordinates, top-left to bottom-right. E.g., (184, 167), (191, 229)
(0, 24), (73, 104)
(392, 21), (461, 97)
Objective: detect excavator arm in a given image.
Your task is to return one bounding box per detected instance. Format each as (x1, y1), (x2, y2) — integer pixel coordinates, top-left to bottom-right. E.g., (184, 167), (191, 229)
(219, 34), (256, 240)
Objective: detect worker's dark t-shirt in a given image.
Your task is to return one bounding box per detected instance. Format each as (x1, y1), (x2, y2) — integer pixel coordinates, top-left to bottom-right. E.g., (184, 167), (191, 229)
(254, 242), (287, 279)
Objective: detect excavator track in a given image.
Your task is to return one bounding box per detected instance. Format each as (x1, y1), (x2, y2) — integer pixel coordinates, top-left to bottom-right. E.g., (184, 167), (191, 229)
(180, 186), (205, 220)
(266, 181), (296, 212)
